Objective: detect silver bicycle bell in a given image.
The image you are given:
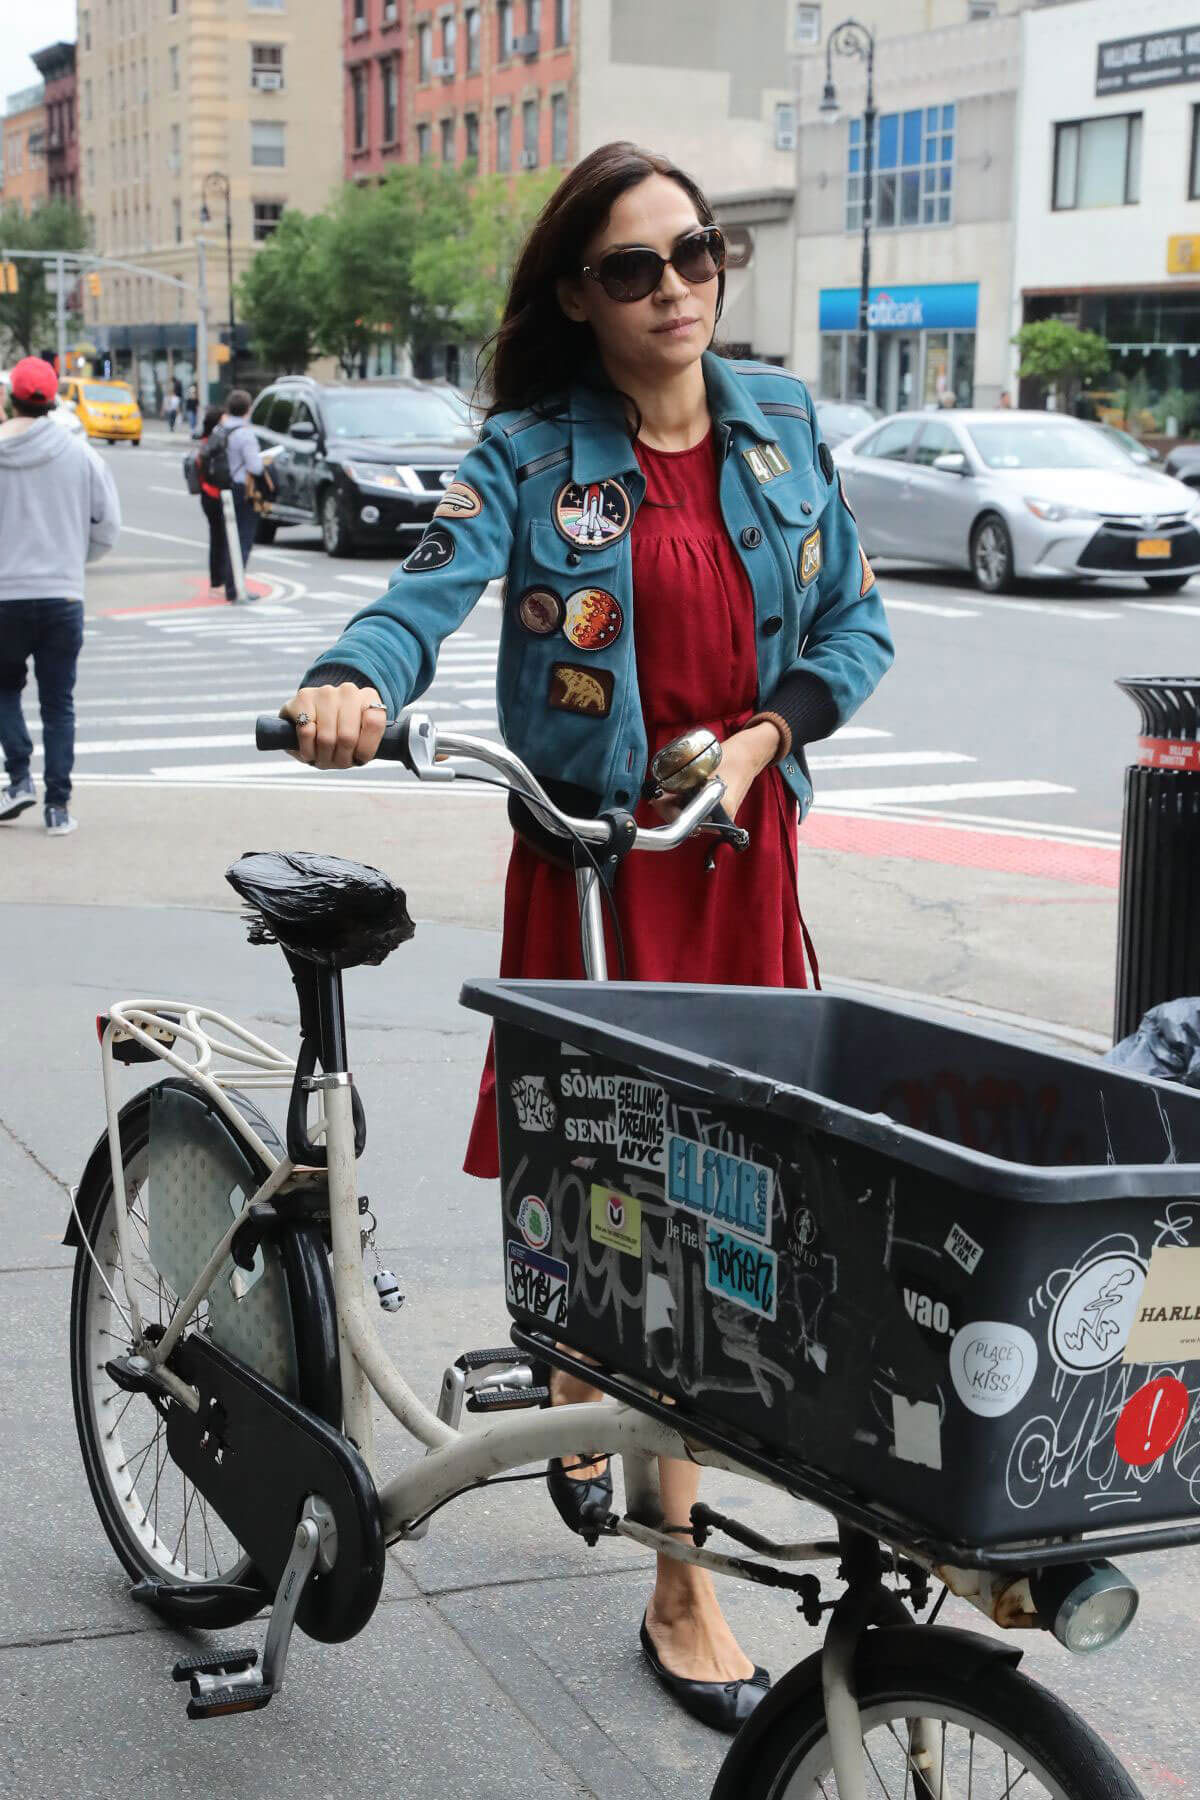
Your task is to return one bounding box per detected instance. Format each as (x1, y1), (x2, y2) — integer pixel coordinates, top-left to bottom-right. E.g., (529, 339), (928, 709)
(648, 726), (723, 799)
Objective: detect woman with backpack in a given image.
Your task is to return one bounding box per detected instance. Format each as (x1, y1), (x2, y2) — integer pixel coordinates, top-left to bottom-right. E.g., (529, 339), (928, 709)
(194, 405), (225, 593)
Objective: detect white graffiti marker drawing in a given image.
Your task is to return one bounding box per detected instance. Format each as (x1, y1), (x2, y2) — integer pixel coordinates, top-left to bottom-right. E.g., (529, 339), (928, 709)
(950, 1322), (1038, 1418)
(1049, 1252), (1147, 1375)
(510, 1074), (557, 1133)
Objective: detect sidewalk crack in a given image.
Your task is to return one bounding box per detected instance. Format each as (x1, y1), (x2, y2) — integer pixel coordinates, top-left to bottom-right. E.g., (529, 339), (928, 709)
(0, 1113), (69, 1194)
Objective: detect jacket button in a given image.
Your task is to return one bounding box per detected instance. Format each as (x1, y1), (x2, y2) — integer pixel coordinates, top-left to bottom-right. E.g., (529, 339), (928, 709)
(614, 788), (630, 804)
(566, 550), (581, 567)
(741, 525), (763, 549)
(762, 615), (783, 636)
(801, 501), (813, 515)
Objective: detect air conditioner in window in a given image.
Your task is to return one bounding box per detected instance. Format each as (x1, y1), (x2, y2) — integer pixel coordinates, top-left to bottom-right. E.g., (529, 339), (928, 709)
(776, 126), (796, 151)
(253, 70), (283, 90)
(430, 56), (455, 77)
(518, 147), (538, 168)
(514, 32), (539, 55)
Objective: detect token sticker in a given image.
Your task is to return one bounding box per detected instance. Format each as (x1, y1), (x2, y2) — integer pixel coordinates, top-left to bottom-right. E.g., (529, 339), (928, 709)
(859, 546), (876, 597)
(548, 663), (614, 717)
(563, 588), (623, 651)
(518, 587), (564, 636)
(552, 479), (631, 549)
(800, 527), (822, 585)
(434, 480), (482, 520)
(403, 525), (455, 572)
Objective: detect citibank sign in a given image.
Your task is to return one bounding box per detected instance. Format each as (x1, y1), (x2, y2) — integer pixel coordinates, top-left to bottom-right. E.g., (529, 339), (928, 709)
(819, 282), (978, 333)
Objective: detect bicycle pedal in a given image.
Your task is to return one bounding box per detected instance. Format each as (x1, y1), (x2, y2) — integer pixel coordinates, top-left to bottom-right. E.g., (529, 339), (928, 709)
(186, 1682), (274, 1720)
(456, 1347), (524, 1372)
(172, 1648), (258, 1681)
(465, 1383), (551, 1412)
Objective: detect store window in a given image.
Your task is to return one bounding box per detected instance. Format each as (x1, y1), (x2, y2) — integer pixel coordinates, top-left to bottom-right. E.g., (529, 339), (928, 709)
(847, 104), (954, 231)
(1053, 114), (1141, 210)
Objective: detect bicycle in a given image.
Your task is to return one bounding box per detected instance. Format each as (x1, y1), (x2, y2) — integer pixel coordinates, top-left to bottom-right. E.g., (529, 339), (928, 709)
(67, 707), (1195, 1796)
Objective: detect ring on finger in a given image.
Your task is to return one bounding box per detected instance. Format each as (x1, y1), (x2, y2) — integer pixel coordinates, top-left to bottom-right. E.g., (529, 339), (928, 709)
(295, 711), (311, 726)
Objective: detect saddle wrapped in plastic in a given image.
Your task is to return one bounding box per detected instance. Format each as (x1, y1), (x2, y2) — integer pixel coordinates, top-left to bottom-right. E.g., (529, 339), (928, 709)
(226, 850), (415, 969)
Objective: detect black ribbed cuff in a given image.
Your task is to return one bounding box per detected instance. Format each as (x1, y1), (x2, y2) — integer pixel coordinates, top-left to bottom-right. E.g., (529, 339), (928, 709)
(301, 662), (379, 691)
(763, 670), (838, 749)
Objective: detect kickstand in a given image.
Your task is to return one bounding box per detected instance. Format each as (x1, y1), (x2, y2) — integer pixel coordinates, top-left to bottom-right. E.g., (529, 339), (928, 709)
(172, 1494), (337, 1719)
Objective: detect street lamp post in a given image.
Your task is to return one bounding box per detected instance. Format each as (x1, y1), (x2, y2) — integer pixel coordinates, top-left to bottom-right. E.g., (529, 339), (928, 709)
(200, 172), (234, 379)
(820, 19), (876, 405)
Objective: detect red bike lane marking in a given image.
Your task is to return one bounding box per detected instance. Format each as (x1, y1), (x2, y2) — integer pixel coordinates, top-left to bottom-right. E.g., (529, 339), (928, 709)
(800, 810), (1119, 889)
(102, 574), (274, 618)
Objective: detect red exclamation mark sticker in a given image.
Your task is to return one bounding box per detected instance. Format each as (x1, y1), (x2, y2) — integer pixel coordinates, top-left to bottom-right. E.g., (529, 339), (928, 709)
(1114, 1376), (1191, 1468)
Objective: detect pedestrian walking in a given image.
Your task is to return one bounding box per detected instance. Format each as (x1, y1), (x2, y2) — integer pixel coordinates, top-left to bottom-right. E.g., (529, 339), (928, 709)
(999, 390), (1013, 408)
(164, 386), (181, 432)
(280, 144), (892, 1730)
(0, 356), (121, 835)
(184, 382), (199, 433)
(208, 388), (265, 602)
(192, 404), (227, 592)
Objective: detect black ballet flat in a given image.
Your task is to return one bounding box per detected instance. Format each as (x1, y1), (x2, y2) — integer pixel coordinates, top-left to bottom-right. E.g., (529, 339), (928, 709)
(639, 1615), (771, 1734)
(545, 1454), (614, 1543)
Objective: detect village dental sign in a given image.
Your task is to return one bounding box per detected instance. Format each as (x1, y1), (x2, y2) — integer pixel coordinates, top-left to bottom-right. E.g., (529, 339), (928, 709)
(1096, 25), (1200, 96)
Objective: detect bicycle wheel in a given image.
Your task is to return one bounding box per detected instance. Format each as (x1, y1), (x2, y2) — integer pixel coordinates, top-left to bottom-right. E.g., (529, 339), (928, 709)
(69, 1080), (296, 1628)
(710, 1626), (1143, 1800)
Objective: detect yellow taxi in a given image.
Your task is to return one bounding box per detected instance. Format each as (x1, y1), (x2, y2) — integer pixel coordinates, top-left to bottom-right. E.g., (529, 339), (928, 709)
(59, 377), (143, 445)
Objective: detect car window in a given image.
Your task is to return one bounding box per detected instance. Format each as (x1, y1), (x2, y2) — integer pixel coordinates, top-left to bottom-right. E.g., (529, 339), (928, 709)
(266, 395), (295, 435)
(292, 401), (317, 434)
(818, 403), (877, 439)
(967, 421), (1130, 471)
(322, 386), (471, 441)
(82, 383), (134, 403)
(913, 421), (962, 467)
(859, 418), (920, 461)
(250, 391), (274, 426)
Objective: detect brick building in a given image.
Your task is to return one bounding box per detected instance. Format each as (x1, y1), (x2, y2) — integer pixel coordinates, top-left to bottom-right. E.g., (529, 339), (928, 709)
(2, 84), (48, 219)
(31, 42), (78, 207)
(344, 0), (407, 182)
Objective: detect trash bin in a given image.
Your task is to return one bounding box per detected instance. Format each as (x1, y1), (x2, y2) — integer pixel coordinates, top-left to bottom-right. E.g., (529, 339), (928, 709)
(1114, 677), (1200, 1044)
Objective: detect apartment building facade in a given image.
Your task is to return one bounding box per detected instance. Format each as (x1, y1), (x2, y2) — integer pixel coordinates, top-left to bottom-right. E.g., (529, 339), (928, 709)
(31, 42), (78, 207)
(2, 85), (48, 219)
(77, 0), (343, 396)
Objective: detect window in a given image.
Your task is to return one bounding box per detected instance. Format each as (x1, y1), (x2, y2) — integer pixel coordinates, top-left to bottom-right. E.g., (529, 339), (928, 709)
(912, 420), (960, 466)
(466, 7), (481, 70)
(251, 120), (286, 166)
(383, 0), (398, 20)
(498, 0), (514, 59)
(250, 0), (285, 9)
(352, 0), (367, 32)
(169, 0), (178, 13)
(775, 101), (796, 151)
(522, 97), (538, 165)
(1053, 113), (1141, 210)
(81, 9), (91, 50)
(554, 0), (570, 46)
(292, 401), (317, 436)
(84, 79), (92, 122)
(495, 104), (511, 170)
(351, 66), (368, 149)
(86, 147), (95, 187)
(464, 110), (479, 161)
(551, 91), (567, 163)
(251, 44), (284, 88)
(441, 116), (454, 162)
(265, 394), (295, 434)
(168, 121), (181, 170)
(416, 120), (432, 161)
(442, 15), (457, 68)
(525, 0), (541, 38)
(381, 57), (398, 142)
(793, 3), (820, 44)
(1191, 105), (1200, 200)
(847, 103), (954, 231)
(860, 417), (920, 460)
(168, 45), (180, 90)
(418, 22), (431, 83)
(172, 197), (182, 243)
(253, 200), (284, 240)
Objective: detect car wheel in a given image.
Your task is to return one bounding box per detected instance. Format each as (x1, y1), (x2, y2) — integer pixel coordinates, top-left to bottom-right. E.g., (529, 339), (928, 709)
(971, 512), (1015, 594)
(1143, 573), (1190, 593)
(131, 438), (141, 447)
(321, 488), (355, 557)
(255, 518), (278, 545)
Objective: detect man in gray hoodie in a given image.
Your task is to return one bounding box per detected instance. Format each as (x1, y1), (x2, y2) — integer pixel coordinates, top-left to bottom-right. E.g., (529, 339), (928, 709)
(0, 357), (121, 835)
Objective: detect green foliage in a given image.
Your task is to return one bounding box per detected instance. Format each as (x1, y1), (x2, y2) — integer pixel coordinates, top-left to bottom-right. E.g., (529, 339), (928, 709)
(0, 202), (90, 356)
(1012, 320), (1110, 400)
(410, 168), (558, 351)
(1155, 385), (1196, 435)
(236, 210), (322, 373)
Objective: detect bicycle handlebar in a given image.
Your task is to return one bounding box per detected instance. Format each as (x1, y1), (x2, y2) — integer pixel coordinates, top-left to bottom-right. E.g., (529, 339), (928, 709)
(256, 711), (742, 854)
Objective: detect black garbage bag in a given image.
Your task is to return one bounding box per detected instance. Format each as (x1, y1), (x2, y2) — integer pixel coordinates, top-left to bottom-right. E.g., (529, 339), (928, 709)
(226, 850), (415, 968)
(1105, 996), (1200, 1089)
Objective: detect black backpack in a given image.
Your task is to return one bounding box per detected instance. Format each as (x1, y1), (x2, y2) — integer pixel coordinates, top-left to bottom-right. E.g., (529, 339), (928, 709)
(200, 422), (234, 490)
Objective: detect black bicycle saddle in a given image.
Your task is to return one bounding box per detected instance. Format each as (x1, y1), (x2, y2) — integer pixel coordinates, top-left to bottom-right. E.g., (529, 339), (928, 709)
(226, 850), (415, 969)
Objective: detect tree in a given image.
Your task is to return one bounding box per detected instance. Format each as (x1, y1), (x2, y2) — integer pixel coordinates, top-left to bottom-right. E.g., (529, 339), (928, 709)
(0, 201), (89, 356)
(236, 211), (323, 374)
(1012, 320), (1110, 410)
(411, 168), (558, 356)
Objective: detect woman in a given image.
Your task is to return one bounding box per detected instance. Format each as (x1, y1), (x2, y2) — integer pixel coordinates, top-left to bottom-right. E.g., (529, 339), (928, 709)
(195, 404), (226, 593)
(280, 143), (893, 1730)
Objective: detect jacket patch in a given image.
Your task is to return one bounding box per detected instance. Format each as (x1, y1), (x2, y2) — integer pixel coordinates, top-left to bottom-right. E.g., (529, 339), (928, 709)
(434, 480), (482, 520)
(859, 546), (876, 597)
(403, 525), (455, 572)
(800, 527), (822, 585)
(518, 587), (564, 635)
(837, 471), (856, 522)
(548, 663), (615, 717)
(563, 588), (623, 651)
(742, 445), (774, 484)
(553, 479), (631, 548)
(818, 441), (835, 483)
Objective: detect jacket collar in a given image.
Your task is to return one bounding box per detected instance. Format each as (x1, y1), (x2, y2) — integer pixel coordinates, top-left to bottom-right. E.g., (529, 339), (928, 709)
(566, 351), (778, 484)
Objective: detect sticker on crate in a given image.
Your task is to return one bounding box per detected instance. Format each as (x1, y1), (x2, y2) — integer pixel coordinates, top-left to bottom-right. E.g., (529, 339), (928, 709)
(705, 1224), (777, 1320)
(590, 1183), (642, 1258)
(510, 1074), (558, 1134)
(892, 1395), (943, 1471)
(516, 1195), (552, 1251)
(1114, 1375), (1191, 1468)
(667, 1134), (774, 1245)
(561, 1067), (617, 1146)
(1122, 1247), (1200, 1365)
(505, 1241), (570, 1326)
(944, 1222), (983, 1276)
(614, 1078), (666, 1172)
(1049, 1250), (1147, 1375)
(949, 1321), (1038, 1418)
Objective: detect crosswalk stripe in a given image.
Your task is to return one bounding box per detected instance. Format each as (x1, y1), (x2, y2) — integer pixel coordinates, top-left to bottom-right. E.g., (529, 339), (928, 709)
(807, 749), (973, 772)
(1127, 601), (1200, 617)
(817, 779), (1074, 808)
(886, 598), (978, 619)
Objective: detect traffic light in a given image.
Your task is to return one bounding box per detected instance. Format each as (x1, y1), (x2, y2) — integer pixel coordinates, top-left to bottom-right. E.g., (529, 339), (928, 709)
(0, 262), (18, 294)
(86, 271), (101, 298)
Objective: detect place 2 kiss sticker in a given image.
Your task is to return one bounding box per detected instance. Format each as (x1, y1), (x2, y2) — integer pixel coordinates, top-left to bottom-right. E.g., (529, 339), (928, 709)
(563, 588), (623, 651)
(552, 479), (632, 549)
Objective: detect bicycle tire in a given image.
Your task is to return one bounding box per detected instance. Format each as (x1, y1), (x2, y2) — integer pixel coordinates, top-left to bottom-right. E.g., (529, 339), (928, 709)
(69, 1077), (336, 1629)
(710, 1624), (1143, 1800)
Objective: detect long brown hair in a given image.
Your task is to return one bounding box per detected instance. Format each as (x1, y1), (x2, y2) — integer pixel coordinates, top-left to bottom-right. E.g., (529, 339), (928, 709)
(481, 141), (724, 421)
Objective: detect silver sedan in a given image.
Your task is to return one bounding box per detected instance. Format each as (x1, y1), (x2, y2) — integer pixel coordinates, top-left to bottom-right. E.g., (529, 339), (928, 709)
(833, 408), (1200, 594)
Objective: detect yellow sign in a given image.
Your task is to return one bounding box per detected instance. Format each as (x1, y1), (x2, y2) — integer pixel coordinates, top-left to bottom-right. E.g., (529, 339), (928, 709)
(0, 262), (18, 293)
(589, 1184), (642, 1259)
(1167, 234), (1200, 273)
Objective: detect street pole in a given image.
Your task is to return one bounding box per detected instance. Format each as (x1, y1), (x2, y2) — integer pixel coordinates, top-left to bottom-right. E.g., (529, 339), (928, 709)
(196, 234), (209, 408)
(54, 251), (67, 377)
(224, 189), (236, 380)
(858, 39), (875, 405)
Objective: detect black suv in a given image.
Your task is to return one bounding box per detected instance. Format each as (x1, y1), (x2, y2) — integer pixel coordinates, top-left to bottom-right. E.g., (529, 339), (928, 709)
(248, 376), (476, 556)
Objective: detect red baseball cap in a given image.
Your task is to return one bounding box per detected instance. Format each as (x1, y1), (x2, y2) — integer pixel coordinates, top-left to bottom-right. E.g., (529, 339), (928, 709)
(9, 356), (59, 404)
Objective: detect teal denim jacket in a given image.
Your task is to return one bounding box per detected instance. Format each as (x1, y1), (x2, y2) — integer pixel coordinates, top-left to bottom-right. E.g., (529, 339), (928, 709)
(306, 352), (893, 818)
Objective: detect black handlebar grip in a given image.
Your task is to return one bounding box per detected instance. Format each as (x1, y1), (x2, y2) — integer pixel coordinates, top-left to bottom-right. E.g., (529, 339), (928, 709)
(254, 714), (413, 764)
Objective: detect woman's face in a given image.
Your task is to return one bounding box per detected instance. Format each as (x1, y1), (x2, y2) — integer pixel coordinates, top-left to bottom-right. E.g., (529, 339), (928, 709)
(559, 173), (720, 381)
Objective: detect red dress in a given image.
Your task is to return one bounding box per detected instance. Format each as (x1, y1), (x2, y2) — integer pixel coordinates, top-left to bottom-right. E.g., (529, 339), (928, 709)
(464, 427), (817, 1178)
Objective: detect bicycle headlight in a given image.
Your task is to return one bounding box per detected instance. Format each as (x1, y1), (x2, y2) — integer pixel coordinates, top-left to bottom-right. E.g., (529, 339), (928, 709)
(1030, 1560), (1139, 1653)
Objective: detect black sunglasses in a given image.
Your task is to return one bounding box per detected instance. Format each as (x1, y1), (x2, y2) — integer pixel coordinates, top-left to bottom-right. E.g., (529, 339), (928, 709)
(581, 226), (726, 304)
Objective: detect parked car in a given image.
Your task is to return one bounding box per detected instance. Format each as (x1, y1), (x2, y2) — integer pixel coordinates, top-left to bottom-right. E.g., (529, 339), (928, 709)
(247, 376), (476, 555)
(1164, 442), (1200, 487)
(814, 399), (880, 448)
(1092, 421), (1161, 465)
(57, 376), (142, 446)
(834, 408), (1200, 594)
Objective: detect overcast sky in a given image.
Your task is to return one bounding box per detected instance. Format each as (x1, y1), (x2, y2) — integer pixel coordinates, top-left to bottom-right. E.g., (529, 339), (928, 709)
(0, 5), (78, 110)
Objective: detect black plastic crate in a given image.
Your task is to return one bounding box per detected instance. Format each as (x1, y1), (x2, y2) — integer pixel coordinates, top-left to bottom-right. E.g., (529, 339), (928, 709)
(462, 979), (1200, 1553)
